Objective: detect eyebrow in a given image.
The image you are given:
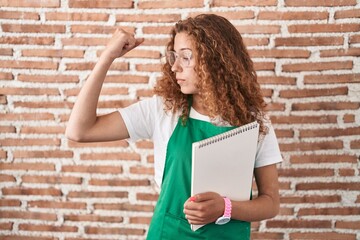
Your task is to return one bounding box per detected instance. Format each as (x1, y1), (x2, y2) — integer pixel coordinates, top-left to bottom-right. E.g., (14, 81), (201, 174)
(173, 48), (192, 52)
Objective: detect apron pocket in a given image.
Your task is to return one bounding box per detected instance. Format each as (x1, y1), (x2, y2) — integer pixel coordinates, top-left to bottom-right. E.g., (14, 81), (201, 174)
(161, 212), (202, 240)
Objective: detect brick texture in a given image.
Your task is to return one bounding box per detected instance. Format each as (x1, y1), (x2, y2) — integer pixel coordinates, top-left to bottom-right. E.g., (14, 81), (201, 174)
(0, 1), (359, 239)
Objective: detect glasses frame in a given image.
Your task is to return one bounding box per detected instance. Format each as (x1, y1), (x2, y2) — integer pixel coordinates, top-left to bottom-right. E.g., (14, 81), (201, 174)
(165, 49), (193, 68)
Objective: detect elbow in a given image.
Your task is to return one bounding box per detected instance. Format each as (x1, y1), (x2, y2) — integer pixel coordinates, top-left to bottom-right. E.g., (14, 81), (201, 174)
(65, 126), (86, 142)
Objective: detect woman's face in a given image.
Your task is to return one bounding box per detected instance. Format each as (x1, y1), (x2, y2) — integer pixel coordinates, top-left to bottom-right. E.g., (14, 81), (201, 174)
(171, 32), (200, 95)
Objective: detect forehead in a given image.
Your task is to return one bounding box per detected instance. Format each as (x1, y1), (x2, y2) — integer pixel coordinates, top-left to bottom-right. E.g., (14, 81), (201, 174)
(173, 32), (194, 52)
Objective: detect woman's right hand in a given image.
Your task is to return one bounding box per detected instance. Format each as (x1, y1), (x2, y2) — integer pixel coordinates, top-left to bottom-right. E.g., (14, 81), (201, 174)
(102, 28), (144, 60)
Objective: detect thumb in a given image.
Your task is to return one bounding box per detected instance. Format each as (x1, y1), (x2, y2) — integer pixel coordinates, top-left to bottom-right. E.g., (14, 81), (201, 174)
(191, 192), (219, 202)
(134, 38), (145, 47)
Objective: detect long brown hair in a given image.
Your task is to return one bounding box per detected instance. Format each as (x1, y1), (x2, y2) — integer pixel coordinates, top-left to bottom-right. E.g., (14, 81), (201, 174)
(154, 14), (268, 135)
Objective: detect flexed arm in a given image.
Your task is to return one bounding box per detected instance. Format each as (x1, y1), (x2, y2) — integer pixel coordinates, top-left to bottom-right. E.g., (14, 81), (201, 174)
(65, 29), (144, 142)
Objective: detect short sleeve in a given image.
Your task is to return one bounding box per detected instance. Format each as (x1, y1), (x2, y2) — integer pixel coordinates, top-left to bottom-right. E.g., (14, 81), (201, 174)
(119, 96), (158, 141)
(254, 124), (283, 168)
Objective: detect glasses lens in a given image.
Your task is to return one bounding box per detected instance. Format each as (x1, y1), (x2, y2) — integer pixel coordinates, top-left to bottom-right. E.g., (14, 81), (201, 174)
(166, 51), (176, 66)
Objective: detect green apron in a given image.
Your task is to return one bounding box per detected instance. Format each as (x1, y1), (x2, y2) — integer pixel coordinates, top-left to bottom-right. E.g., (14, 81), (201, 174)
(147, 115), (251, 240)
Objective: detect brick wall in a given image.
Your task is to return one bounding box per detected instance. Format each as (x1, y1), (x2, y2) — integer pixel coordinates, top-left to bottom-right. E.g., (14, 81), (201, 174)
(0, 0), (359, 239)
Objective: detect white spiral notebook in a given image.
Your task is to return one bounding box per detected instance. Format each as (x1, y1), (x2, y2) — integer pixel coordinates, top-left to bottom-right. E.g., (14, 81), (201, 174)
(190, 121), (259, 231)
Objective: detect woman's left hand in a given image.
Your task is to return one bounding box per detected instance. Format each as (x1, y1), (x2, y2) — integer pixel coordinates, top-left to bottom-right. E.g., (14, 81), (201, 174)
(183, 192), (225, 225)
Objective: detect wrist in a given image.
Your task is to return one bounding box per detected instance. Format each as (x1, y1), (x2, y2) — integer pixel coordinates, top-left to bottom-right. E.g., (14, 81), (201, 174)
(215, 197), (232, 225)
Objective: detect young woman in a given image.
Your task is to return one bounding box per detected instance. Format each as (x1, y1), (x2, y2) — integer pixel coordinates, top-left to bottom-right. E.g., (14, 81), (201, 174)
(66, 14), (282, 239)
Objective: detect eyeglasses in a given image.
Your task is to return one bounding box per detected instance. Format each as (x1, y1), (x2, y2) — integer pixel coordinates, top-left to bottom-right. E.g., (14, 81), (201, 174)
(165, 50), (193, 67)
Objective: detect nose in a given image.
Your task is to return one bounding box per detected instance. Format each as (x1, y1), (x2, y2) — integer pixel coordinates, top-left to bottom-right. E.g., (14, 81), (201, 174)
(171, 58), (182, 72)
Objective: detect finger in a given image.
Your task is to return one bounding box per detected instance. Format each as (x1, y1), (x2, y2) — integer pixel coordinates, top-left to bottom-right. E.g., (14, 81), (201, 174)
(194, 192), (219, 202)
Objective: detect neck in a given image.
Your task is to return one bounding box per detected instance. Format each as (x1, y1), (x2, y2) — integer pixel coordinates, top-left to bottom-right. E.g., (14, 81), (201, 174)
(192, 95), (208, 115)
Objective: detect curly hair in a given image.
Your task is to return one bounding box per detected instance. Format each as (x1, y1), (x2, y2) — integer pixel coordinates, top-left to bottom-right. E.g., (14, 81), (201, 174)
(154, 14), (268, 135)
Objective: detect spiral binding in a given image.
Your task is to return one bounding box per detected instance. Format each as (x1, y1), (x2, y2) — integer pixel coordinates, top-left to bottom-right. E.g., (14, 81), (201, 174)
(198, 121), (259, 148)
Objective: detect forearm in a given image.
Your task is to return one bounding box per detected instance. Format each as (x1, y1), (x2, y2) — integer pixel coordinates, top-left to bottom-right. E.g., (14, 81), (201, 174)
(231, 193), (279, 222)
(66, 54), (114, 140)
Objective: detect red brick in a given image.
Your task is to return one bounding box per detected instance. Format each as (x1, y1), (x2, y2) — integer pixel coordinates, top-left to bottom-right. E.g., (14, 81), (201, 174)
(350, 140), (360, 149)
(120, 49), (161, 59)
(18, 74), (79, 83)
(130, 166), (154, 175)
(267, 219), (331, 228)
(335, 9), (360, 19)
(282, 61), (353, 72)
(258, 11), (328, 20)
(211, 0), (277, 7)
(275, 37), (343, 46)
(304, 73), (360, 84)
(69, 0), (132, 8)
(257, 76), (296, 85)
(278, 168), (334, 177)
(0, 162), (55, 171)
(97, 99), (137, 109)
(0, 138), (60, 146)
(0, 174), (15, 182)
(251, 232), (284, 239)
(2, 24), (65, 33)
(0, 150), (8, 159)
(0, 113), (54, 121)
(80, 152), (140, 161)
(94, 203), (154, 212)
(270, 115), (337, 124)
(22, 49), (84, 58)
(296, 182), (360, 191)
(0, 48), (12, 56)
(339, 168), (355, 176)
(62, 37), (108, 46)
(290, 232), (356, 240)
(289, 24), (360, 33)
(19, 223), (78, 232)
(0, 72), (13, 80)
(105, 75), (149, 84)
(64, 87), (128, 97)
(135, 140), (154, 149)
(0, 211), (57, 221)
(336, 220), (360, 229)
(0, 222), (13, 231)
(280, 195), (341, 204)
(89, 178), (150, 187)
(0, 36), (54, 45)
(298, 207), (360, 216)
(129, 216), (152, 224)
(22, 175), (82, 185)
(135, 63), (162, 72)
(71, 25), (134, 34)
(0, 95), (7, 104)
(0, 87), (59, 96)
(64, 214), (122, 223)
(0, 199), (21, 207)
(300, 127), (360, 138)
(62, 165), (123, 174)
(280, 140), (343, 151)
(0, 10), (39, 20)
(2, 187), (62, 196)
(139, 0), (203, 9)
(136, 89), (154, 98)
(65, 62), (128, 71)
(343, 114), (356, 123)
(14, 101), (73, 109)
(13, 150), (73, 159)
(292, 102), (359, 111)
(85, 226), (144, 235)
(28, 201), (86, 209)
(0, 0), (60, 7)
(265, 103), (286, 111)
(290, 154), (357, 164)
(243, 37), (269, 46)
(249, 49), (310, 58)
(0, 236), (54, 240)
(45, 12), (109, 21)
(0, 60), (58, 70)
(189, 11), (255, 20)
(236, 25), (280, 34)
(116, 13), (181, 23)
(274, 129), (294, 138)
(20, 126), (65, 134)
(350, 34), (360, 44)
(254, 62), (275, 71)
(67, 191), (128, 198)
(136, 193), (159, 202)
(142, 26), (172, 35)
(320, 48), (360, 57)
(279, 87), (348, 98)
(285, 0), (356, 6)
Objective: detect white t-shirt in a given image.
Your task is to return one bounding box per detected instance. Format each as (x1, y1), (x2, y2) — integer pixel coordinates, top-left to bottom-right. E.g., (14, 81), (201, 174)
(119, 95), (282, 187)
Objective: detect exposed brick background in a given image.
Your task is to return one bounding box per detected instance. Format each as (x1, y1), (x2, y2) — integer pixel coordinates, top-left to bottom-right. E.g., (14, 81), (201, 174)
(0, 0), (359, 239)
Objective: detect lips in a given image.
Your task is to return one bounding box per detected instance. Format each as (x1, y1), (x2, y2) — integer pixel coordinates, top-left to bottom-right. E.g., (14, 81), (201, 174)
(176, 78), (185, 84)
